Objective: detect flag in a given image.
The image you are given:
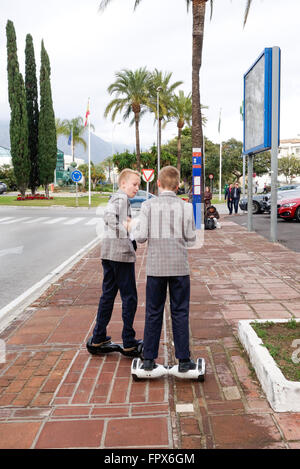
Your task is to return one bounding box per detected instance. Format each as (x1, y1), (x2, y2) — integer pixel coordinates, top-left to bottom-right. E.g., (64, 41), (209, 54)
(68, 127), (72, 146)
(218, 108), (222, 134)
(240, 102), (244, 121)
(84, 99), (90, 127)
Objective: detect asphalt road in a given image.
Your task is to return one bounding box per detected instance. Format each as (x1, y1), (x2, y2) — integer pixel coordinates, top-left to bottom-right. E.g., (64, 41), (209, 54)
(0, 206), (105, 310)
(231, 212), (300, 253)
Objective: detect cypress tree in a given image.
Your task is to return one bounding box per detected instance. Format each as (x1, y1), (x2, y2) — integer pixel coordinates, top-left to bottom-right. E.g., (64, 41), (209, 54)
(38, 40), (57, 197)
(6, 20), (30, 196)
(25, 34), (39, 195)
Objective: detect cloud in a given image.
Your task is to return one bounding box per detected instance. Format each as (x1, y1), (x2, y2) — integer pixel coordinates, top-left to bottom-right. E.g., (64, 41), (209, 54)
(1, 0), (300, 151)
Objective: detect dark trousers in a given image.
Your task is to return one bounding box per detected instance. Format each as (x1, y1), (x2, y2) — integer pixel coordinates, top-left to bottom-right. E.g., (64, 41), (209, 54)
(233, 198), (240, 214)
(227, 199), (233, 214)
(92, 260), (137, 348)
(143, 275), (191, 360)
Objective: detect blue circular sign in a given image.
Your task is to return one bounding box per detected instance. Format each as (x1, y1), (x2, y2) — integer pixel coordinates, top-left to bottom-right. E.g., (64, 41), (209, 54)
(71, 170), (83, 183)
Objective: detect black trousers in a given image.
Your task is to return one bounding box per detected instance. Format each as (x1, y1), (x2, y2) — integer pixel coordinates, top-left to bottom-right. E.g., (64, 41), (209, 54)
(227, 199), (233, 214)
(92, 260), (138, 348)
(233, 198), (240, 214)
(143, 275), (191, 360)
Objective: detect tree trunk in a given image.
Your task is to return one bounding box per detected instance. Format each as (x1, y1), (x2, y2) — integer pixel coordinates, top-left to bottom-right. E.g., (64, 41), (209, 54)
(192, 0), (206, 196)
(134, 112), (141, 172)
(45, 183), (49, 198)
(177, 126), (182, 175)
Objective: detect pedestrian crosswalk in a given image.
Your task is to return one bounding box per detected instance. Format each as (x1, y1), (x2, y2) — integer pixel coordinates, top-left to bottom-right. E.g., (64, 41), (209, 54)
(0, 216), (103, 227)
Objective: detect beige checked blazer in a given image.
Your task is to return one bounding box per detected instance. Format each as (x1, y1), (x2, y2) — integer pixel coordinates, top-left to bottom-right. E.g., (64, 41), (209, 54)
(134, 191), (196, 276)
(101, 189), (136, 263)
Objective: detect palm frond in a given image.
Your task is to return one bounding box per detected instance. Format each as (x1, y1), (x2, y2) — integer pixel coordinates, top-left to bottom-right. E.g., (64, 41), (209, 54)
(134, 0), (143, 11)
(243, 0), (252, 28)
(98, 0), (114, 13)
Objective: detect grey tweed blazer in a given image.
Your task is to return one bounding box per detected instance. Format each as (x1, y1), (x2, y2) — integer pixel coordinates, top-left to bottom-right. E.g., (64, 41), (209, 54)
(101, 189), (136, 263)
(134, 191), (196, 276)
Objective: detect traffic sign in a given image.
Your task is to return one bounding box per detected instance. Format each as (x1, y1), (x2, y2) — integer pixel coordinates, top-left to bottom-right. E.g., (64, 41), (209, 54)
(71, 170), (83, 183)
(209, 174), (214, 180)
(142, 169), (155, 183)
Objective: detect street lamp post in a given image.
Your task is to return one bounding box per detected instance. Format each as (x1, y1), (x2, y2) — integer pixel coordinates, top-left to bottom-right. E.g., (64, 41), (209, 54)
(112, 122), (121, 193)
(156, 86), (163, 174)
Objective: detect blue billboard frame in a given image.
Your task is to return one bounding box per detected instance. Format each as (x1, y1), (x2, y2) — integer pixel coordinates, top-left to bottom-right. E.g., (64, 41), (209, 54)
(243, 47), (281, 155)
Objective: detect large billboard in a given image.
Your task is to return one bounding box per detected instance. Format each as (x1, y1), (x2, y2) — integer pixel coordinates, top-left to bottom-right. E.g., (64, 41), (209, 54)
(243, 48), (280, 155)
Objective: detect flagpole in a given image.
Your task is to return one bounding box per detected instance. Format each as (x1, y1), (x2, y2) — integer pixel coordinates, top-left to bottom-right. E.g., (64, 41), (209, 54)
(71, 124), (74, 163)
(88, 99), (91, 208)
(218, 108), (222, 202)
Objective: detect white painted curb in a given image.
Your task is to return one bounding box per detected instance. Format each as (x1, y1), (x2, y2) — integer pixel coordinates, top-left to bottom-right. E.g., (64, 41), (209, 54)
(0, 236), (101, 334)
(238, 319), (300, 412)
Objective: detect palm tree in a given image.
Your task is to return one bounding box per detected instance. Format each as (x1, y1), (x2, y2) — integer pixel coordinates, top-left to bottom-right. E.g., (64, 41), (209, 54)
(169, 91), (192, 175)
(56, 116), (94, 161)
(104, 67), (151, 171)
(147, 69), (183, 162)
(99, 0), (252, 184)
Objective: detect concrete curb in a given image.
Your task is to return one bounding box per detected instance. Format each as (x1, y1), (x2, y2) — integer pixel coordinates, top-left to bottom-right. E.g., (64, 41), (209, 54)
(0, 236), (101, 334)
(238, 319), (300, 412)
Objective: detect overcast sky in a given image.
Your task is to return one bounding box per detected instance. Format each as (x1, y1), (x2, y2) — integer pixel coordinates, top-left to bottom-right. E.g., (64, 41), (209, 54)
(1, 0), (300, 151)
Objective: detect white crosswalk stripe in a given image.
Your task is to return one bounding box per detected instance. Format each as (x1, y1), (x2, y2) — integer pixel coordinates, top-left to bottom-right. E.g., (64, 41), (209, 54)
(1, 217), (31, 225)
(44, 217), (67, 225)
(63, 217), (85, 225)
(0, 216), (103, 226)
(24, 217), (51, 224)
(85, 218), (102, 226)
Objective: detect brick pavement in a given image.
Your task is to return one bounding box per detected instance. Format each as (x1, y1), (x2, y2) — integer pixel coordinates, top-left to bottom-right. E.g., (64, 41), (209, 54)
(0, 214), (300, 449)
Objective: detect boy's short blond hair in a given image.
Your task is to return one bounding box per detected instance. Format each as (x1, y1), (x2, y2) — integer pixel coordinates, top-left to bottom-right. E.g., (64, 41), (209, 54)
(118, 169), (141, 186)
(158, 166), (180, 191)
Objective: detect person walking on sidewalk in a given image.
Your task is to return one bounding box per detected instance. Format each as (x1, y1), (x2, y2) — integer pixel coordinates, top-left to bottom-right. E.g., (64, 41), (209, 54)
(130, 166), (197, 372)
(232, 182), (241, 215)
(225, 183), (233, 215)
(89, 169), (143, 356)
(204, 186), (213, 209)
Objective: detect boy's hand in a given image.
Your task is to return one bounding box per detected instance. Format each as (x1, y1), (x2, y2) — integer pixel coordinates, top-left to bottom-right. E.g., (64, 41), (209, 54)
(123, 217), (133, 232)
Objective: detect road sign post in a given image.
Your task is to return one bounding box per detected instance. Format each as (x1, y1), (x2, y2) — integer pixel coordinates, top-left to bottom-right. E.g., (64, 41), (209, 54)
(192, 149), (203, 230)
(71, 170), (83, 208)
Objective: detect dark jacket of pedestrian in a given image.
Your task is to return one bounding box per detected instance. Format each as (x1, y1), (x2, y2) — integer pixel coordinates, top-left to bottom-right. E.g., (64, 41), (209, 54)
(205, 205), (220, 220)
(231, 185), (241, 200)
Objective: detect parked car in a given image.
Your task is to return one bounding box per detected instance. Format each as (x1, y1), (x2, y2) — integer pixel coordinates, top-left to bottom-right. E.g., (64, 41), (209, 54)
(265, 188), (300, 213)
(240, 185), (300, 214)
(0, 181), (7, 194)
(277, 195), (300, 222)
(278, 183), (300, 192)
(239, 194), (268, 214)
(129, 190), (156, 209)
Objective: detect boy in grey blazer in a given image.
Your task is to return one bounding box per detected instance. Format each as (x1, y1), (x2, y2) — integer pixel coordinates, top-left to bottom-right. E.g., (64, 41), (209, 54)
(131, 166), (197, 372)
(88, 169), (143, 356)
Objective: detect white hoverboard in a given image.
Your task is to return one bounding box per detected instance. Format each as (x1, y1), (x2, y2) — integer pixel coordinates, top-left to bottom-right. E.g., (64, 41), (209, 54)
(131, 358), (206, 382)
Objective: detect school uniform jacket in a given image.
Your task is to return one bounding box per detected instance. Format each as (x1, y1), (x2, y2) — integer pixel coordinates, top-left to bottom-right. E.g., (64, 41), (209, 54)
(133, 191), (196, 277)
(101, 189), (136, 263)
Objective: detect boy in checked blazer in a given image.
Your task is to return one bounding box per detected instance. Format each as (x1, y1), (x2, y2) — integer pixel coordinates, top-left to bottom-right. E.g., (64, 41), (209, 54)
(89, 169), (143, 356)
(131, 166), (197, 372)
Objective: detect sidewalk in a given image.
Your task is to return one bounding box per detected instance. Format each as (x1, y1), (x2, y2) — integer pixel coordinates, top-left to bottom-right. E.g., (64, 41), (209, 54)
(0, 214), (300, 449)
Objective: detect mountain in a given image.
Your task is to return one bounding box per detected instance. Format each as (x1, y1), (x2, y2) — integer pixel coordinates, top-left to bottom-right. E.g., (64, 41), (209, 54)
(0, 120), (134, 163)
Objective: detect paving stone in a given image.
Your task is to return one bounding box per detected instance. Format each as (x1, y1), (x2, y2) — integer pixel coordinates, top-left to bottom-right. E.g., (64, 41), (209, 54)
(104, 417), (169, 448)
(0, 422), (41, 449)
(223, 386), (241, 401)
(211, 414), (282, 449)
(35, 420), (104, 448)
(274, 414), (300, 441)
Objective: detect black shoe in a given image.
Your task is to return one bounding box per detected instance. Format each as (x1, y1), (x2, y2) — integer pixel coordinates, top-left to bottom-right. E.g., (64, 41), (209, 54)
(121, 340), (144, 358)
(86, 337), (121, 355)
(142, 359), (155, 371)
(178, 359), (197, 373)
